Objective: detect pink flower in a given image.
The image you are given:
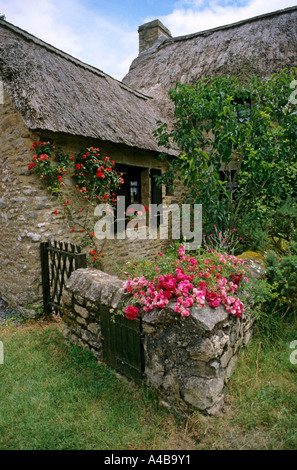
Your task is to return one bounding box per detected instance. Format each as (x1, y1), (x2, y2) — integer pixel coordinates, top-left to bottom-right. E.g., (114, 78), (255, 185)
(122, 244), (247, 320)
(125, 305), (139, 320)
(206, 291), (221, 308)
(181, 308), (190, 317)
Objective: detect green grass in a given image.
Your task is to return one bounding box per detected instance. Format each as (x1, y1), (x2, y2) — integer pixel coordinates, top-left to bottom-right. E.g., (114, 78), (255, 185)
(0, 321), (189, 450)
(0, 315), (297, 450)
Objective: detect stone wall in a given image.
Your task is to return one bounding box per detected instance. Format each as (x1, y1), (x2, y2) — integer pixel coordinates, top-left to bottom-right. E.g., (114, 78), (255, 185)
(0, 87), (184, 307)
(0, 87), (49, 306)
(61, 268), (254, 416)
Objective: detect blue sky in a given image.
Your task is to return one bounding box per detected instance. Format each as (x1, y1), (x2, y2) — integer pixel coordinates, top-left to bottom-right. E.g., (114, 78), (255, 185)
(0, 0), (296, 79)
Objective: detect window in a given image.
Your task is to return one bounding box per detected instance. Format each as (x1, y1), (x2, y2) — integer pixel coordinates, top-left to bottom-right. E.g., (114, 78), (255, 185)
(114, 164), (163, 231)
(150, 168), (163, 227)
(219, 170), (238, 200)
(114, 164), (145, 232)
(234, 97), (251, 123)
(115, 163), (142, 207)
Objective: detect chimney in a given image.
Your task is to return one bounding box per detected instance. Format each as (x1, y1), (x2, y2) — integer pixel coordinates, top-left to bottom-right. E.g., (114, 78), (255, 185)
(138, 19), (172, 54)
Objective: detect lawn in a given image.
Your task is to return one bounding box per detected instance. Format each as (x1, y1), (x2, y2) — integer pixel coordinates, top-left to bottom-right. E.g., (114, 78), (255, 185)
(0, 315), (296, 450)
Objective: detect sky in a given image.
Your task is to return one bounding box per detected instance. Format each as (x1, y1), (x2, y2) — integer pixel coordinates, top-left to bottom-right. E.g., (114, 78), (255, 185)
(0, 0), (296, 80)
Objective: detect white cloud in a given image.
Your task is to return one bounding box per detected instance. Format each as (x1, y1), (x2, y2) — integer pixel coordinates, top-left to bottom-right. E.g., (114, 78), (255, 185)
(157, 0), (297, 36)
(0, 0), (82, 55)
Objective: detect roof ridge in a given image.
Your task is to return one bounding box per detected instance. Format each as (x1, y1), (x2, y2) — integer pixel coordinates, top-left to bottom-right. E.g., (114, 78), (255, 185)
(157, 5), (297, 49)
(0, 18), (151, 100)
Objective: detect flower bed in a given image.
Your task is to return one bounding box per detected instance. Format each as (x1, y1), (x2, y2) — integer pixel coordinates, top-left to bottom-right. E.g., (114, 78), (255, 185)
(123, 244), (249, 320)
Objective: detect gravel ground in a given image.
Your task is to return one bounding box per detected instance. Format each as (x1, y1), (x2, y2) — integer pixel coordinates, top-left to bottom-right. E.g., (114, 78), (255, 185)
(0, 298), (25, 327)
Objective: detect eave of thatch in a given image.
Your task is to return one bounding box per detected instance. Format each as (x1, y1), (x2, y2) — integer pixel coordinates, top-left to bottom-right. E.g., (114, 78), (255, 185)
(0, 19), (170, 154)
(123, 6), (297, 122)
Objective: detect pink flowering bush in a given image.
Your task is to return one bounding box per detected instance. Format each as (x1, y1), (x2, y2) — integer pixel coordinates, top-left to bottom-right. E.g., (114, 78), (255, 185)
(202, 224), (243, 255)
(123, 244), (249, 320)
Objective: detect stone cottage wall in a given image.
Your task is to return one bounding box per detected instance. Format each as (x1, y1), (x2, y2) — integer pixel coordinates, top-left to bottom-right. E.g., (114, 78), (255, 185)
(0, 87), (184, 307)
(0, 88), (52, 306)
(61, 268), (254, 416)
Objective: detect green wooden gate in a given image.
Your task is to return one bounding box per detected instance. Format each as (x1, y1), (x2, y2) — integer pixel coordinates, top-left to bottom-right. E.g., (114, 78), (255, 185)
(100, 306), (145, 383)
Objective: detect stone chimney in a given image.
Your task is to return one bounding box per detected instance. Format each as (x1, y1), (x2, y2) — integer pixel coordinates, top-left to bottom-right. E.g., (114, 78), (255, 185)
(138, 19), (172, 54)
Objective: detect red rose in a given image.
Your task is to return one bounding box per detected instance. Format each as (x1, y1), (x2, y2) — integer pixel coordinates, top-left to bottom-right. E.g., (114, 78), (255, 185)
(206, 291), (221, 308)
(28, 162), (36, 171)
(125, 305), (139, 320)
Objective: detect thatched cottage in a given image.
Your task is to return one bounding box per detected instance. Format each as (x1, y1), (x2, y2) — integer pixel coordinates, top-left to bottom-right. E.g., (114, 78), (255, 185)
(0, 5), (297, 308)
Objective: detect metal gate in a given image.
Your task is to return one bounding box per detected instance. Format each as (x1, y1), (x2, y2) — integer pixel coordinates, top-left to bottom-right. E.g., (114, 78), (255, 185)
(40, 240), (87, 315)
(100, 305), (145, 382)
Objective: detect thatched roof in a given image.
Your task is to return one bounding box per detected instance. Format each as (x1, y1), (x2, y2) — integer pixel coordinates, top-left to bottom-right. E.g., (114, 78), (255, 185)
(123, 6), (297, 121)
(0, 19), (167, 153)
(1, 7), (296, 155)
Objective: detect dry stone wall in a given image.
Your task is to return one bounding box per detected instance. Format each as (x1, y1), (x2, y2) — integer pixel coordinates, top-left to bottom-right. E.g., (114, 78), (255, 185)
(61, 268), (254, 416)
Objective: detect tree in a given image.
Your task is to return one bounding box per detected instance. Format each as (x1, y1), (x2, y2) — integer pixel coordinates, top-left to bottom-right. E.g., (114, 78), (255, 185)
(153, 69), (297, 239)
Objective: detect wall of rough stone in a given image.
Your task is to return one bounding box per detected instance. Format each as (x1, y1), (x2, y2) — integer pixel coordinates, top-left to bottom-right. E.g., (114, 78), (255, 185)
(0, 87), (185, 308)
(0, 87), (50, 307)
(61, 268), (254, 416)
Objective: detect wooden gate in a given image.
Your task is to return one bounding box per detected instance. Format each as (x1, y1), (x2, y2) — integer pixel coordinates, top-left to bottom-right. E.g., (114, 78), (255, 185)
(100, 306), (145, 382)
(40, 240), (87, 315)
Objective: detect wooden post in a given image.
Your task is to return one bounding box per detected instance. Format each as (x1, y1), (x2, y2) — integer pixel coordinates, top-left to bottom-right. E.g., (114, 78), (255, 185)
(40, 241), (50, 315)
(74, 252), (87, 270)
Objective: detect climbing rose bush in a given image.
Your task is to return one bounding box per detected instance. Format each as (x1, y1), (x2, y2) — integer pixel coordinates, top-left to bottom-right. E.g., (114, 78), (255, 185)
(27, 141), (124, 267)
(123, 245), (249, 320)
(28, 141), (124, 203)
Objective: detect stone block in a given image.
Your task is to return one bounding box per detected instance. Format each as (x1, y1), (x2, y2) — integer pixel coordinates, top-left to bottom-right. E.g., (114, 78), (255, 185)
(74, 304), (89, 318)
(189, 334), (229, 361)
(62, 289), (73, 307)
(183, 376), (225, 411)
(191, 304), (228, 332)
(87, 322), (100, 335)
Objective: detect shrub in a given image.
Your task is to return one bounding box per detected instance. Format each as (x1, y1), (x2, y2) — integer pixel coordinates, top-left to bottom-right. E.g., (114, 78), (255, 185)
(265, 243), (297, 313)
